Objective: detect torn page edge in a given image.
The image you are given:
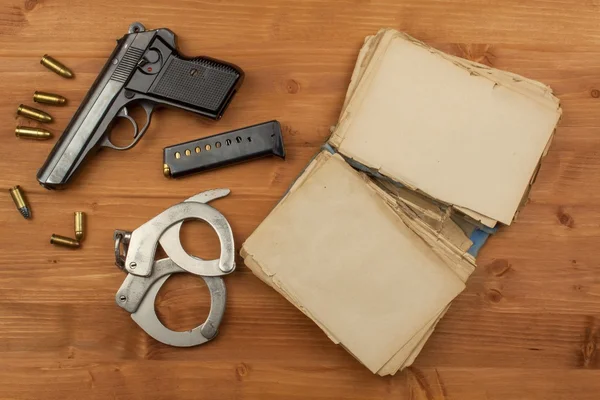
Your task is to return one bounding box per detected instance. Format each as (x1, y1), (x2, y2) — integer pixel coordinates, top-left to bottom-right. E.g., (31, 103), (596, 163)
(335, 152), (495, 255)
(363, 175), (476, 282)
(240, 250), (341, 344)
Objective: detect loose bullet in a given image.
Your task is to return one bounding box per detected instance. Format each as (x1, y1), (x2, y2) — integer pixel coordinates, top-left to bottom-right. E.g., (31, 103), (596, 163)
(163, 164), (171, 178)
(15, 126), (53, 140)
(34, 91), (67, 106)
(50, 234), (80, 249)
(9, 186), (31, 219)
(17, 104), (53, 123)
(74, 211), (85, 241)
(40, 55), (74, 79)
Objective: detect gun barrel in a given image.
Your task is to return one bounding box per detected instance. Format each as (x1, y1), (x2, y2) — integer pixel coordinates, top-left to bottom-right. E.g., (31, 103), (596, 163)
(36, 33), (140, 189)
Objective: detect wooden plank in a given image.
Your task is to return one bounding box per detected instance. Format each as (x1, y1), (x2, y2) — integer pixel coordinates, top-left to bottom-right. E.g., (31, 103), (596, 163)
(1, 0), (600, 398)
(0, 361), (599, 400)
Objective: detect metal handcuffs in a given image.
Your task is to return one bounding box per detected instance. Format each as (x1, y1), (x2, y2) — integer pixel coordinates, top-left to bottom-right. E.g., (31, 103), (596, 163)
(113, 189), (235, 347)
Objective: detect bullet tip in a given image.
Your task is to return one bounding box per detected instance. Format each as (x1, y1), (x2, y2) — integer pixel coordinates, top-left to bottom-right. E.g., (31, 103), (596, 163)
(19, 207), (31, 219)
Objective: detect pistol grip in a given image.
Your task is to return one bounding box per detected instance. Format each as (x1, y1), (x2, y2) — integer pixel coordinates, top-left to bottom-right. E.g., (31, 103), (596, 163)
(149, 55), (243, 119)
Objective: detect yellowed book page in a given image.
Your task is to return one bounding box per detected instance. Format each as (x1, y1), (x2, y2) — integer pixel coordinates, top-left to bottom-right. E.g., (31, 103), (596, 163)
(243, 151), (472, 373)
(366, 179), (475, 281)
(330, 29), (397, 148)
(372, 178), (446, 222)
(341, 29), (559, 138)
(342, 29), (559, 130)
(343, 29), (395, 105)
(335, 29), (555, 228)
(377, 309), (446, 376)
(242, 153), (465, 373)
(399, 311), (446, 371)
(378, 236), (472, 376)
(379, 248), (472, 376)
(341, 31), (381, 111)
(371, 176), (477, 255)
(397, 32), (559, 107)
(242, 252), (341, 344)
(271, 151), (332, 211)
(333, 34), (561, 225)
(455, 206), (498, 228)
(394, 212), (475, 282)
(334, 34), (551, 230)
(245, 151), (471, 371)
(248, 245), (431, 373)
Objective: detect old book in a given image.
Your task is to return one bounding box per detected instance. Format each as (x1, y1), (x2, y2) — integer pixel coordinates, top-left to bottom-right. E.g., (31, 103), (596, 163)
(242, 151), (467, 373)
(241, 28), (562, 375)
(331, 28), (561, 227)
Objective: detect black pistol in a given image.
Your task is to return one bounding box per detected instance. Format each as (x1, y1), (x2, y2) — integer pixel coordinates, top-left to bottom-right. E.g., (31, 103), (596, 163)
(37, 22), (244, 189)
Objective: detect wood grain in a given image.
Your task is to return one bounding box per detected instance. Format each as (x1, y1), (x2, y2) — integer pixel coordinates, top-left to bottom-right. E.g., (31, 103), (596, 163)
(1, 0), (600, 398)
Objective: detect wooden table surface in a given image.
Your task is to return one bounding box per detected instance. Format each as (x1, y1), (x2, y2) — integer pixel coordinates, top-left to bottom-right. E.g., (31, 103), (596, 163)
(1, 0), (599, 399)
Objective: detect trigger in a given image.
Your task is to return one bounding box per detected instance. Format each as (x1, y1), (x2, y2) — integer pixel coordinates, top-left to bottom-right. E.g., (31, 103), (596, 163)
(105, 101), (155, 151)
(116, 106), (140, 138)
(118, 106), (129, 117)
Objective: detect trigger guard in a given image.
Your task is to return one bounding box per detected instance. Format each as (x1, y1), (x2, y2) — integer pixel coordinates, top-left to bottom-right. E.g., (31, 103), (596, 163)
(102, 102), (156, 151)
(118, 111), (139, 137)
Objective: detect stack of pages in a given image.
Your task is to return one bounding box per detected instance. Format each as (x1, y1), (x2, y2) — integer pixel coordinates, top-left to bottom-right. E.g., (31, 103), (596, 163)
(241, 28), (562, 375)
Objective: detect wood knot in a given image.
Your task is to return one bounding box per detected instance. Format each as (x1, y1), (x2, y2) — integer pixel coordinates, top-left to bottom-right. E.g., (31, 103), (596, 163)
(582, 341), (597, 367)
(281, 124), (298, 137)
(557, 207), (574, 228)
(486, 288), (503, 303)
(485, 259), (512, 277)
(454, 43), (495, 66)
(286, 79), (300, 94)
(24, 0), (39, 11)
(235, 362), (249, 380)
(406, 367), (435, 399)
(271, 171), (282, 185)
(580, 317), (598, 368)
(591, 89), (600, 98)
